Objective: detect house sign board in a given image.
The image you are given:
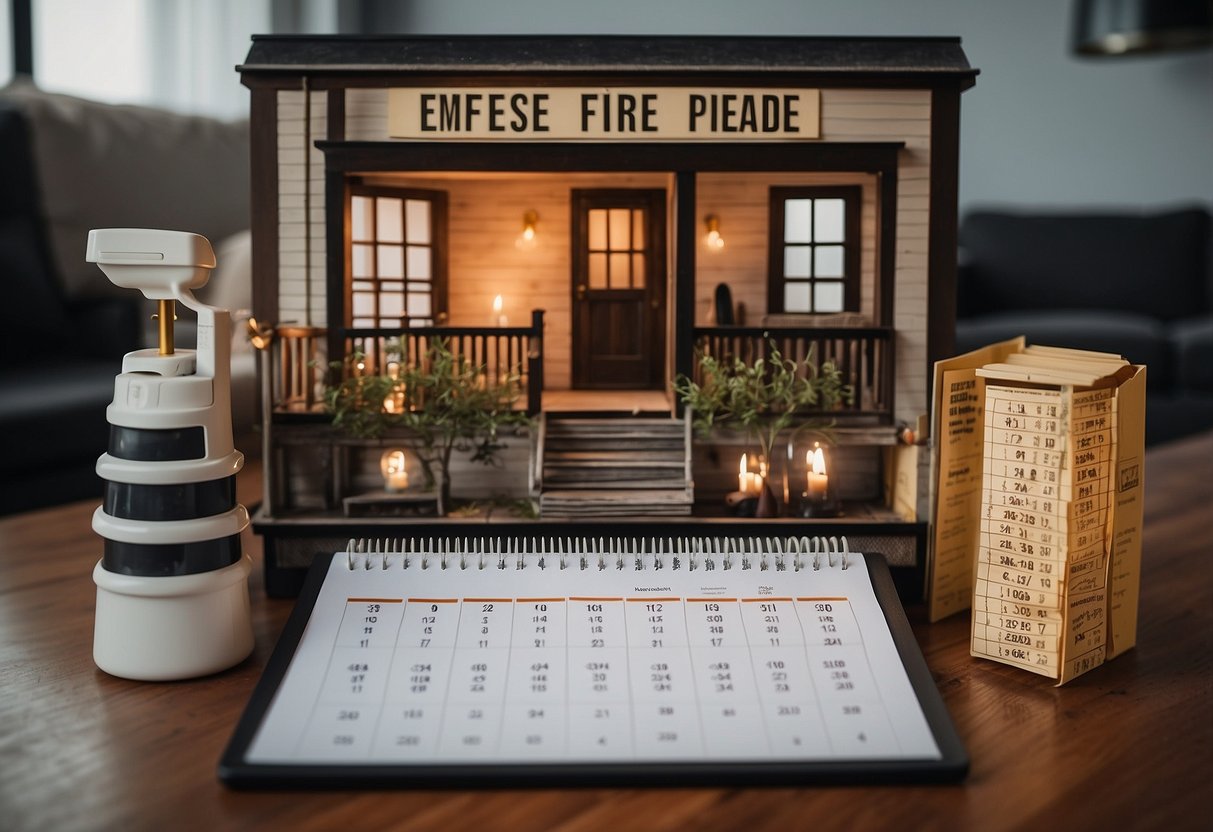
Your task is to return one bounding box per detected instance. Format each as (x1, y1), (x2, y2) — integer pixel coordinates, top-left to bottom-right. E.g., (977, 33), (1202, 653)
(388, 87), (821, 141)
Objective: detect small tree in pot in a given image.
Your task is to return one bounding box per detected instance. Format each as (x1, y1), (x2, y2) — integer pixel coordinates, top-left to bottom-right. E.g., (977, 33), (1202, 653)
(673, 339), (851, 516)
(325, 339), (532, 514)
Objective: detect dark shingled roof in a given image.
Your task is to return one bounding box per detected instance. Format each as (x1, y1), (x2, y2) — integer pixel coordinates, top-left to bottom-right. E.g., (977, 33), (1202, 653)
(238, 35), (976, 84)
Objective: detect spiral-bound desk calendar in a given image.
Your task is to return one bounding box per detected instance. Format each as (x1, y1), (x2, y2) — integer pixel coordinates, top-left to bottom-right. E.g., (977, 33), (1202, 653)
(221, 535), (966, 786)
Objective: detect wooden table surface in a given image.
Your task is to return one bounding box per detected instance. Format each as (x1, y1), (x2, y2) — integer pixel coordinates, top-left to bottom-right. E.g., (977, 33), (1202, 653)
(2, 433), (1211, 832)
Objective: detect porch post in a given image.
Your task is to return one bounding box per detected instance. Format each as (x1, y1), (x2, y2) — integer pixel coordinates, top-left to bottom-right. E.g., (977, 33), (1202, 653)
(527, 309), (545, 416)
(674, 171), (697, 417)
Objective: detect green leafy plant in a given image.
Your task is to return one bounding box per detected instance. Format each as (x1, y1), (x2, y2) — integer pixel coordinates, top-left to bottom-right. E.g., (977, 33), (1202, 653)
(325, 339), (532, 513)
(672, 338), (852, 482)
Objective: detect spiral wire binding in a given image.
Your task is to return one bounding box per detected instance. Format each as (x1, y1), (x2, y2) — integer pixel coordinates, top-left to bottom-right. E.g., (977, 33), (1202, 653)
(344, 535), (851, 572)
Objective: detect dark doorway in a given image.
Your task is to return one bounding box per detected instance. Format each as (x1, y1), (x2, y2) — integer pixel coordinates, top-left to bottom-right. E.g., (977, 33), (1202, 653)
(571, 189), (667, 389)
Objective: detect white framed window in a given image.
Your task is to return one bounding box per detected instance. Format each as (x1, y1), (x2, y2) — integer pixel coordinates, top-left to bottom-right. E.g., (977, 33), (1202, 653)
(768, 186), (861, 314)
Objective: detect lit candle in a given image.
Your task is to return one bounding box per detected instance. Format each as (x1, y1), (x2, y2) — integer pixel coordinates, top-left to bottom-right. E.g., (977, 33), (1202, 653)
(739, 453), (749, 494)
(492, 294), (508, 327)
(380, 449), (409, 492)
(807, 444), (828, 497)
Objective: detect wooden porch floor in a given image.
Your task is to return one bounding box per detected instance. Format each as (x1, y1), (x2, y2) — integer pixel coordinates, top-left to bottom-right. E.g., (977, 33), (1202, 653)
(541, 389), (672, 414)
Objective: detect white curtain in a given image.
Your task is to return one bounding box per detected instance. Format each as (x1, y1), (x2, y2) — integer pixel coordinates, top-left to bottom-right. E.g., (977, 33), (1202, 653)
(144, 0), (273, 120)
(30, 0), (300, 120)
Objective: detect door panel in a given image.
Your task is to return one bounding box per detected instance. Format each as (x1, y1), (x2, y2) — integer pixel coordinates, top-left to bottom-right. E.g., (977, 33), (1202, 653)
(572, 189), (666, 389)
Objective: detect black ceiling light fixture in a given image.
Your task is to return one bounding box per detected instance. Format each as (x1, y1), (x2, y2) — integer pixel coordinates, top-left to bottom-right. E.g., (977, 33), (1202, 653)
(1073, 0), (1213, 56)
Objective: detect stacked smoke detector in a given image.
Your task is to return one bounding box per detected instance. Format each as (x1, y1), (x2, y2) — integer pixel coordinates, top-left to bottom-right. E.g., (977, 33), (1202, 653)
(87, 229), (254, 681)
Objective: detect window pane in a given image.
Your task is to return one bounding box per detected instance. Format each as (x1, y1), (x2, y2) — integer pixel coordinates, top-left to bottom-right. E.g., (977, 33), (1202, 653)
(380, 292), (404, 318)
(376, 197), (403, 243)
(784, 246), (811, 278)
(352, 293), (375, 317)
(377, 245), (404, 279)
(407, 293), (432, 318)
(352, 244), (374, 277)
(351, 196), (373, 242)
(815, 281), (844, 312)
(609, 252), (631, 288)
(405, 199), (430, 244)
(784, 199), (812, 243)
(589, 253), (607, 288)
(609, 209), (631, 250)
(353, 317), (375, 328)
(632, 209), (645, 250)
(588, 210), (607, 250)
(406, 246), (431, 280)
(814, 199), (846, 243)
(632, 253), (646, 288)
(784, 282), (811, 312)
(815, 245), (845, 278)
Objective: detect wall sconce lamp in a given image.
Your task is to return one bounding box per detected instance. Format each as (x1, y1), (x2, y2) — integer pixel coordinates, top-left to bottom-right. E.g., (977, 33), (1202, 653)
(515, 210), (539, 250)
(704, 214), (725, 252)
(246, 317), (274, 351)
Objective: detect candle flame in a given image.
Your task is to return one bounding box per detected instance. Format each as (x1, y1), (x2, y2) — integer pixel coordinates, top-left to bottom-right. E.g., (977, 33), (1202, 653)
(740, 452), (748, 475)
(809, 445), (827, 476)
(492, 294), (504, 313)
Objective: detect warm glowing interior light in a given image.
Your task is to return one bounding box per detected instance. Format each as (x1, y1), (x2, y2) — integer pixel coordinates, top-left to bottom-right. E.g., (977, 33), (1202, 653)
(380, 449), (409, 492)
(704, 214), (725, 252)
(516, 210), (539, 250)
(810, 444), (826, 475)
(806, 442), (829, 497)
(246, 317), (274, 351)
(737, 452), (763, 494)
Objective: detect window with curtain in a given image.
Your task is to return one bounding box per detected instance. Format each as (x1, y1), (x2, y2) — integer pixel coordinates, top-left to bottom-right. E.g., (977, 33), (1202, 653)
(767, 186), (861, 315)
(348, 186), (448, 329)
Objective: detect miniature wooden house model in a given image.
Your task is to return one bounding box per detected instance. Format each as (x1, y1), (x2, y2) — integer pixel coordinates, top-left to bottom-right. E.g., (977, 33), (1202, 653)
(237, 36), (977, 595)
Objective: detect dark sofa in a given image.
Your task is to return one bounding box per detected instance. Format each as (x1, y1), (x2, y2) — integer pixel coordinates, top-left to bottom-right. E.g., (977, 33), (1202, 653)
(955, 207), (1213, 445)
(0, 85), (251, 515)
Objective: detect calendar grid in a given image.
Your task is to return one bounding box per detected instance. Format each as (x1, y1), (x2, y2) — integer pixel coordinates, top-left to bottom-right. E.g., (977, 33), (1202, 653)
(243, 550), (947, 769)
(432, 597), (466, 757)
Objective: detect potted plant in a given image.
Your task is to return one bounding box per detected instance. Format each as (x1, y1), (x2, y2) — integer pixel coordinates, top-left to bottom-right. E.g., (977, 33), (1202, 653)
(673, 338), (851, 516)
(324, 339), (532, 514)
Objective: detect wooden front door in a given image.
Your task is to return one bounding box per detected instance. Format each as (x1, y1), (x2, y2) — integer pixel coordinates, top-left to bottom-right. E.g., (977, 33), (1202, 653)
(571, 189), (666, 389)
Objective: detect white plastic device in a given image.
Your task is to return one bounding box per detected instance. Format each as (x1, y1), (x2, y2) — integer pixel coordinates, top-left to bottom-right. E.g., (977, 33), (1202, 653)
(87, 228), (254, 681)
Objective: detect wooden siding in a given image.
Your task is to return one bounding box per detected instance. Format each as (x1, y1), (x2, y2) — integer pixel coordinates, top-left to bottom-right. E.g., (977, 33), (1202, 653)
(821, 89), (932, 425)
(277, 89), (328, 327)
(276, 87), (932, 419)
(695, 172), (878, 327)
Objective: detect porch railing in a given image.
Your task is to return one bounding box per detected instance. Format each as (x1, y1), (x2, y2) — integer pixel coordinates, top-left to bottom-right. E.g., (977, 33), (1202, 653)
(267, 310), (546, 415)
(273, 325), (326, 412)
(691, 325), (894, 420)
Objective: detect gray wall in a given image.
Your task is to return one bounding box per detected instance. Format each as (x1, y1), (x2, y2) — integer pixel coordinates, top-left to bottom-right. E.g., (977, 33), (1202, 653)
(365, 0), (1212, 215)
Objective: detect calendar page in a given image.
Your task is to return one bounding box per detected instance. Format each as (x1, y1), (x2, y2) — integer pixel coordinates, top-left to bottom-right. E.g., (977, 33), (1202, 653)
(244, 549), (942, 766)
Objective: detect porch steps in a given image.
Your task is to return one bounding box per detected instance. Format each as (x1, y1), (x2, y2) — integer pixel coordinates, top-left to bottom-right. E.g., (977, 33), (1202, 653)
(538, 415), (694, 517)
